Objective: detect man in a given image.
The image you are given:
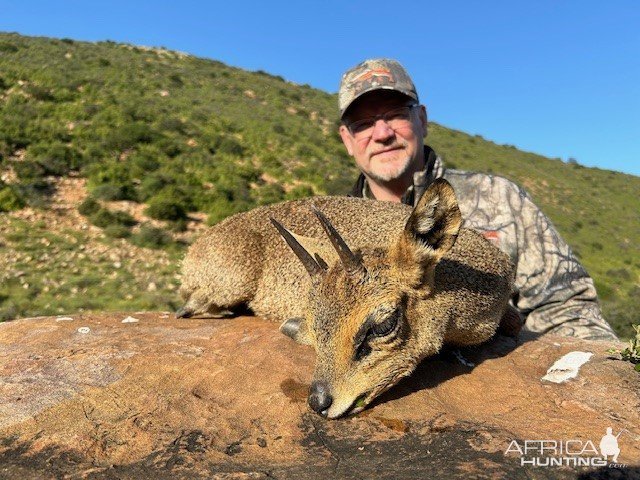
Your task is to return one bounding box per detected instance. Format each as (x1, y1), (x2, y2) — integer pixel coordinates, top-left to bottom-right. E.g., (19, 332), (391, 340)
(338, 58), (617, 341)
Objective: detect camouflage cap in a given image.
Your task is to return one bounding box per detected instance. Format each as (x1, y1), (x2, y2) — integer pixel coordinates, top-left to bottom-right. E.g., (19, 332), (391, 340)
(338, 58), (418, 118)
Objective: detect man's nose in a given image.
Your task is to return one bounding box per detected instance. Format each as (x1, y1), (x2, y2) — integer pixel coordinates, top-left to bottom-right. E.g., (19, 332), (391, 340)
(308, 380), (333, 417)
(370, 119), (395, 142)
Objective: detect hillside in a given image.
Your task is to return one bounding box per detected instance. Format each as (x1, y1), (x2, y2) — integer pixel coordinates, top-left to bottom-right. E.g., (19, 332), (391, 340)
(0, 32), (638, 337)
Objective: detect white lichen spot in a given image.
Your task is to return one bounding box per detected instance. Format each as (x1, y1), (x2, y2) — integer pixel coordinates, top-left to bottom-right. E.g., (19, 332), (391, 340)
(122, 316), (140, 324)
(77, 327), (91, 334)
(541, 351), (593, 383)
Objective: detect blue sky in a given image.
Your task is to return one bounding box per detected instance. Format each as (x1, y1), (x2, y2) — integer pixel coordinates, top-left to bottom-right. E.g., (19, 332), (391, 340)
(1, 1), (638, 176)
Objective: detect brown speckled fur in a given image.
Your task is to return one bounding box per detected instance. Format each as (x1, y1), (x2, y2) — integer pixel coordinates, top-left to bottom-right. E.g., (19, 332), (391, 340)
(179, 180), (515, 418)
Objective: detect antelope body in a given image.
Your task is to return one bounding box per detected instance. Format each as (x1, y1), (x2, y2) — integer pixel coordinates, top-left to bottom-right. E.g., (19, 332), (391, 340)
(178, 180), (516, 418)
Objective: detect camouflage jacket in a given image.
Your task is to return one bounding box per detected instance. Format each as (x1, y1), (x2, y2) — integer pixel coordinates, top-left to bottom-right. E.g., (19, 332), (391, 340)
(349, 146), (618, 341)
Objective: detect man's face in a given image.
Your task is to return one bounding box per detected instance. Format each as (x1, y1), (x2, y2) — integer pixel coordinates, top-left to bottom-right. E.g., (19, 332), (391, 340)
(339, 90), (427, 184)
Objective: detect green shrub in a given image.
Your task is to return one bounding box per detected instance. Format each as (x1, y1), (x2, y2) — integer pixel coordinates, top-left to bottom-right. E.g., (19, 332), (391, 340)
(129, 149), (162, 174)
(112, 210), (137, 227)
(285, 185), (314, 200)
(158, 117), (186, 134)
(24, 84), (55, 101)
(216, 137), (245, 156)
(92, 183), (137, 201)
(595, 280), (615, 301)
(26, 143), (83, 176)
(78, 197), (101, 216)
(88, 209), (117, 228)
(14, 180), (54, 208)
(169, 73), (183, 87)
(104, 224), (131, 238)
(0, 186), (25, 212)
(105, 122), (158, 150)
(0, 42), (18, 53)
(0, 303), (18, 322)
(607, 268), (632, 281)
(168, 218), (189, 232)
(156, 137), (182, 157)
(86, 160), (137, 200)
(13, 160), (46, 180)
(145, 197), (188, 221)
(137, 174), (171, 201)
(254, 183), (285, 206)
(88, 208), (136, 228)
(130, 224), (171, 248)
(206, 198), (243, 225)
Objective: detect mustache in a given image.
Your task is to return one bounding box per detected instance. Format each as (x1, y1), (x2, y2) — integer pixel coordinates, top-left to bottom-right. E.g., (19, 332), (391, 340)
(369, 143), (406, 158)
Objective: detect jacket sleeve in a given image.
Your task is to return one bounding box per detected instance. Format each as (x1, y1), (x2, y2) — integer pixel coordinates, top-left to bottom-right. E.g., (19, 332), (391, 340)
(508, 183), (618, 341)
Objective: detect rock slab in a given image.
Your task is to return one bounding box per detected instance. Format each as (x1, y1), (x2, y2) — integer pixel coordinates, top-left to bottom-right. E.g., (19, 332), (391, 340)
(1, 312), (639, 479)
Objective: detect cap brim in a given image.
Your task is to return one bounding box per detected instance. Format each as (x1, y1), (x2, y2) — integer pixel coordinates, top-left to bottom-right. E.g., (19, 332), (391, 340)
(340, 86), (417, 118)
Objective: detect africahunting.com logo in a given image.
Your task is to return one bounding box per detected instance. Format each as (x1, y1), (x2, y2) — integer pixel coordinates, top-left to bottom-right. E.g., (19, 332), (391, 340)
(505, 427), (633, 468)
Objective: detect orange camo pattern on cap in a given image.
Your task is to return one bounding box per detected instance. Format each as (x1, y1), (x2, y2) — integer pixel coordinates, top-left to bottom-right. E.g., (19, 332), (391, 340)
(339, 58), (418, 117)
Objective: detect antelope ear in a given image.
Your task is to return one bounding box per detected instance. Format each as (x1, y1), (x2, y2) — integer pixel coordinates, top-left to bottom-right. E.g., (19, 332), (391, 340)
(280, 317), (313, 345)
(389, 179), (462, 283)
(406, 178), (462, 257)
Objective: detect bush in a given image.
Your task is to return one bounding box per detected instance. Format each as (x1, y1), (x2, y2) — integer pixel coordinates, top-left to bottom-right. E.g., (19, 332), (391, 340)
(92, 183), (137, 201)
(254, 183), (285, 206)
(137, 174), (171, 201)
(105, 122), (158, 150)
(168, 218), (189, 232)
(24, 84), (55, 101)
(216, 137), (245, 156)
(78, 197), (101, 216)
(607, 268), (632, 281)
(89, 208), (136, 228)
(13, 160), (46, 180)
(130, 224), (171, 249)
(0, 42), (18, 53)
(129, 150), (161, 174)
(285, 185), (314, 200)
(26, 143), (83, 176)
(145, 197), (188, 221)
(14, 180), (54, 208)
(595, 280), (615, 301)
(0, 186), (25, 212)
(156, 137), (182, 157)
(157, 117), (186, 134)
(206, 198), (243, 225)
(103, 224), (131, 238)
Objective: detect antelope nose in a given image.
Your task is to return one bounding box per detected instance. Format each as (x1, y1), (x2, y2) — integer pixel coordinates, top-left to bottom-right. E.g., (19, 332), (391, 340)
(308, 380), (333, 417)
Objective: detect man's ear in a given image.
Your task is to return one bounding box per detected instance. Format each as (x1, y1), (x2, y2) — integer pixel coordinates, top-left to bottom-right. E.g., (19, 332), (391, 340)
(339, 124), (355, 156)
(388, 179), (461, 286)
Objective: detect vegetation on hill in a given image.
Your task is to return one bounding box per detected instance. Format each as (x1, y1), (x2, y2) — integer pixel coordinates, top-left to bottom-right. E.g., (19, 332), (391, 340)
(0, 33), (638, 337)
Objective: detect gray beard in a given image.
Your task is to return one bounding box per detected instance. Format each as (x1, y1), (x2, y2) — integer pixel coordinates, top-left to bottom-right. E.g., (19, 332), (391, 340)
(365, 154), (413, 183)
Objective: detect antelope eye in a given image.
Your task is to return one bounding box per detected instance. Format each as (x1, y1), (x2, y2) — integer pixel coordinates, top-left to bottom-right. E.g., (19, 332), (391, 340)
(371, 310), (400, 337)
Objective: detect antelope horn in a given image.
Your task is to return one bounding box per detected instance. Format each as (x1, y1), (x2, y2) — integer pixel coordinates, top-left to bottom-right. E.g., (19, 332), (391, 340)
(311, 206), (367, 277)
(270, 218), (325, 278)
